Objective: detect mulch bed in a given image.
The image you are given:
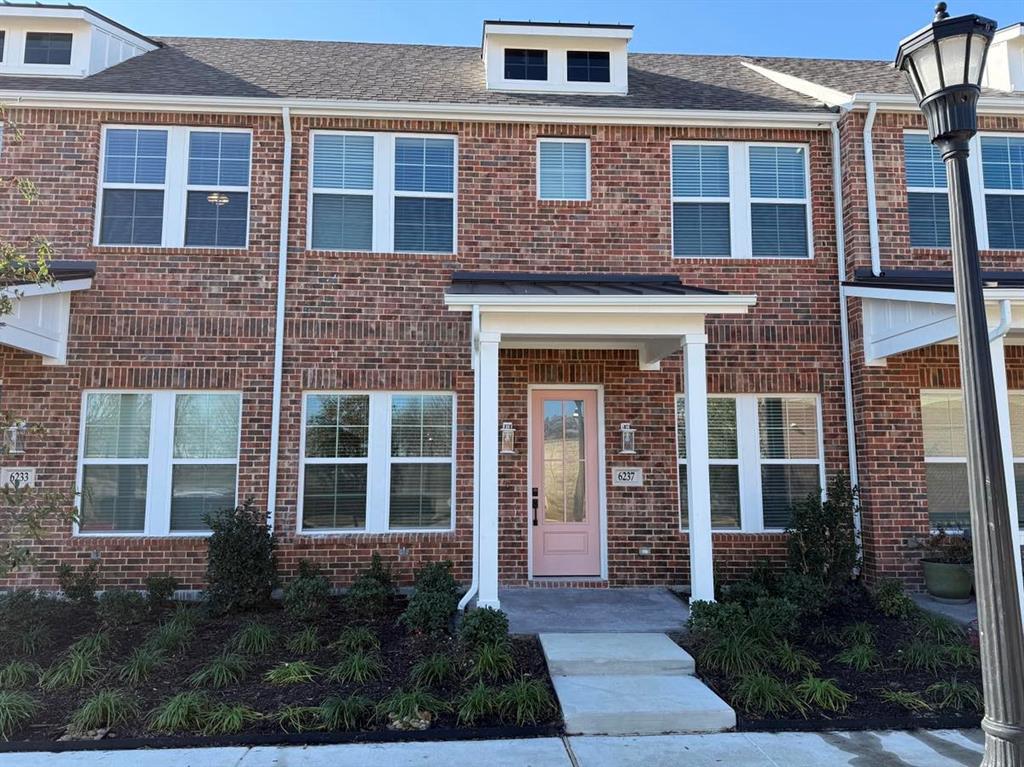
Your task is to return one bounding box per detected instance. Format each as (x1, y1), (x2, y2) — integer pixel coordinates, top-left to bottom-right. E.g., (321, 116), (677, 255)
(2, 595), (562, 747)
(678, 594), (983, 732)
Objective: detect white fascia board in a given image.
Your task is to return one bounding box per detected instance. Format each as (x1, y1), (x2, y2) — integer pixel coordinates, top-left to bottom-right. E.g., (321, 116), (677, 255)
(740, 61), (852, 107)
(444, 292), (756, 313)
(0, 6), (157, 50)
(0, 90), (838, 129)
(844, 285), (1024, 305)
(483, 24), (633, 40)
(846, 92), (1024, 116)
(0, 278), (93, 300)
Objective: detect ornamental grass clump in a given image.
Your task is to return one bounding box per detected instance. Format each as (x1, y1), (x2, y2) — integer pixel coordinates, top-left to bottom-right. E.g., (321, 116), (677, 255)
(201, 703), (262, 736)
(833, 643), (878, 673)
(0, 660), (37, 690)
(319, 694), (372, 731)
(927, 678), (983, 712)
(773, 640), (820, 675)
(39, 645), (102, 691)
(149, 692), (209, 733)
(698, 628), (769, 678)
(376, 688), (447, 724)
(878, 688), (932, 712)
(188, 652), (249, 689)
(410, 652), (456, 689)
(898, 638), (948, 675)
(274, 704), (323, 732)
(287, 625), (321, 655)
(327, 650), (383, 684)
(118, 646), (166, 685)
(794, 676), (854, 714)
(331, 625), (379, 654)
(456, 681), (495, 725)
(264, 660), (322, 686)
(232, 620), (275, 655)
(0, 691), (37, 740)
(469, 641), (515, 683)
(71, 689), (139, 733)
(732, 672), (800, 717)
(497, 677), (554, 726)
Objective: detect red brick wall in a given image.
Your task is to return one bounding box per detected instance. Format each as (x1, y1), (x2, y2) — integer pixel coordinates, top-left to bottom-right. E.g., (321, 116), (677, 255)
(0, 109), (846, 591)
(839, 110), (1024, 587)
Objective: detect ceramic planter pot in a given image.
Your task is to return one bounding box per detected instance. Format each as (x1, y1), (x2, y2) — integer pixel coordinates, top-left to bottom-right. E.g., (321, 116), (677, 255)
(922, 559), (974, 603)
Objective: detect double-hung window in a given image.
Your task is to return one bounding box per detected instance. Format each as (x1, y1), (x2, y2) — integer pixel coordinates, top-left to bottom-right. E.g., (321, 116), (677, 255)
(671, 142), (811, 258)
(309, 132), (456, 254)
(921, 390), (1024, 528)
(676, 394), (824, 531)
(77, 391), (241, 536)
(24, 32), (72, 65)
(97, 126), (252, 248)
(537, 139), (589, 201)
(300, 392), (455, 533)
(980, 136), (1024, 250)
(903, 133), (950, 248)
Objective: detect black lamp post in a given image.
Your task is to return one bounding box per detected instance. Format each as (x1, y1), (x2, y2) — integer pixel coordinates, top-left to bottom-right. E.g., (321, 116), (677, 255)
(896, 4), (1024, 765)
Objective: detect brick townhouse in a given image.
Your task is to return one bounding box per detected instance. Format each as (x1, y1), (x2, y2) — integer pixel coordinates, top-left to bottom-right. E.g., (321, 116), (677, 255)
(0, 4), (1021, 608)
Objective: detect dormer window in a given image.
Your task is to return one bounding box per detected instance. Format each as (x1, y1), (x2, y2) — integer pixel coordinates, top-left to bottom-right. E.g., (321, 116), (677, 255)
(0, 31), (6, 62)
(24, 32), (72, 65)
(504, 48), (547, 80)
(567, 51), (610, 83)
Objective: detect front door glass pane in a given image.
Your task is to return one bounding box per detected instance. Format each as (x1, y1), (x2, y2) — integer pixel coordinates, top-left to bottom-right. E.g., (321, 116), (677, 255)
(543, 399), (586, 523)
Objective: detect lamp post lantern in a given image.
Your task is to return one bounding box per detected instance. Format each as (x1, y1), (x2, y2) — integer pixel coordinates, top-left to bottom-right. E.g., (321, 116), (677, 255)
(896, 4), (1024, 764)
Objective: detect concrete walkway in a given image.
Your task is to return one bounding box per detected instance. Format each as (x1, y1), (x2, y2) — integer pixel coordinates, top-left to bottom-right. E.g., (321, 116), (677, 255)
(912, 593), (978, 627)
(0, 730), (983, 766)
(500, 587), (689, 634)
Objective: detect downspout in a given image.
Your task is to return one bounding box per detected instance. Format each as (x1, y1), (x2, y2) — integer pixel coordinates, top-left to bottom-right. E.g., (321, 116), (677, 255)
(989, 299), (1012, 342)
(458, 304), (481, 611)
(266, 107), (293, 529)
(863, 102), (881, 276)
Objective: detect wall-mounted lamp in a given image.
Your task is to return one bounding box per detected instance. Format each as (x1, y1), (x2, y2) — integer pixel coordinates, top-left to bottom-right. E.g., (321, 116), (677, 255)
(500, 421), (517, 455)
(3, 422), (27, 455)
(619, 422), (636, 455)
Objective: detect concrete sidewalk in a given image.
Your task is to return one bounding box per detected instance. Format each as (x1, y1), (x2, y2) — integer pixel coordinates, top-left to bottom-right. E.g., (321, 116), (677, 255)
(0, 729), (984, 767)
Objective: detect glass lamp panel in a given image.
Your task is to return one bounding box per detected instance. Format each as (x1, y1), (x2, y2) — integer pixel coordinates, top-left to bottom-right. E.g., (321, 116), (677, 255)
(911, 42), (943, 97)
(938, 33), (971, 89)
(967, 32), (990, 85)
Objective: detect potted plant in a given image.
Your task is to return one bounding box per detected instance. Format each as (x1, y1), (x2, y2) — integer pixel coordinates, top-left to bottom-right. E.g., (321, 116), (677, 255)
(920, 527), (974, 603)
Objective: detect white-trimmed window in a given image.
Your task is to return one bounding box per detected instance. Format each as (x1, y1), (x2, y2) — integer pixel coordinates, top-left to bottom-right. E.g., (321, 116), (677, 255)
(537, 139), (589, 201)
(97, 126), (252, 248)
(980, 135), (1024, 250)
(921, 390), (1024, 528)
(309, 131), (457, 254)
(77, 391), (241, 536)
(299, 392), (455, 533)
(671, 142), (811, 259)
(676, 394), (824, 531)
(903, 133), (950, 248)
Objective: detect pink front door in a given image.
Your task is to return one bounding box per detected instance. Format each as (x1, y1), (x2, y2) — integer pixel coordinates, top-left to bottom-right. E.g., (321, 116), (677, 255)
(530, 389), (601, 577)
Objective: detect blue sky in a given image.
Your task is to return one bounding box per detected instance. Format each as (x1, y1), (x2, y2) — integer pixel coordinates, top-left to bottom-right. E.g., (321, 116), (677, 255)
(88, 0), (1022, 61)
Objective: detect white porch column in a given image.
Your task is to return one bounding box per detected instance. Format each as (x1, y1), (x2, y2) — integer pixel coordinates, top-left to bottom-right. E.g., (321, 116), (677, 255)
(684, 333), (715, 602)
(990, 335), (1024, 617)
(477, 331), (502, 609)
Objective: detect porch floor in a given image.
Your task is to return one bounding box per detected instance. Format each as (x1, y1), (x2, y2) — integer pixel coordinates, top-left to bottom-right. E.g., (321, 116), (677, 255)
(497, 587), (690, 634)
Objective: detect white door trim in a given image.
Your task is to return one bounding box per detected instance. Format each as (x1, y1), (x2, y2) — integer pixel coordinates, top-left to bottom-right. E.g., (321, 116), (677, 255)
(525, 383), (608, 581)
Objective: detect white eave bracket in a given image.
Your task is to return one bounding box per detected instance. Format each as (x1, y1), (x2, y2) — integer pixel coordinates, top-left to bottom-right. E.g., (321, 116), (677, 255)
(0, 278), (93, 365)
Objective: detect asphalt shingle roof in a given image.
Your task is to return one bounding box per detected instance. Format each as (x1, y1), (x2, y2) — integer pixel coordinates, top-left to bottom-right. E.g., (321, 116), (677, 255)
(0, 37), (834, 112)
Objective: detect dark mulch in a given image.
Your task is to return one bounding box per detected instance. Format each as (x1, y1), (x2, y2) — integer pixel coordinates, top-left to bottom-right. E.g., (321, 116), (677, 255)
(678, 593), (984, 732)
(1, 595), (561, 746)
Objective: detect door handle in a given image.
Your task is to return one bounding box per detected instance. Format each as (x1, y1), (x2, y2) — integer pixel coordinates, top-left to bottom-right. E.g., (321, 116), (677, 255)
(532, 487), (539, 526)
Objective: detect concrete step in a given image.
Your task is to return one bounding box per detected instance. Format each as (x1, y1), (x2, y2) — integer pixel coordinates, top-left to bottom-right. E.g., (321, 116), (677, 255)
(540, 632), (695, 676)
(553, 674), (737, 736)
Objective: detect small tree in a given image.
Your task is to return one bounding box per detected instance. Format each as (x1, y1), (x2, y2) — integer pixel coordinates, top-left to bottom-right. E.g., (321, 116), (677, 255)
(786, 473), (860, 592)
(204, 499), (277, 613)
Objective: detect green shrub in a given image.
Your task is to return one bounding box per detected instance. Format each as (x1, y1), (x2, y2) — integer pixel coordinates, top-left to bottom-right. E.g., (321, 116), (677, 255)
(232, 620), (275, 655)
(57, 562), (99, 606)
(898, 638), (947, 674)
(71, 689), (138, 732)
(345, 553), (396, 619)
(833, 643), (878, 673)
(327, 650), (383, 684)
(732, 672), (799, 716)
(319, 694), (372, 731)
(203, 499), (277, 614)
(283, 561), (331, 622)
(871, 578), (916, 618)
(748, 597), (800, 642)
(775, 572), (829, 618)
(0, 660), (37, 689)
(457, 681), (495, 725)
(720, 578), (771, 607)
(201, 703), (262, 735)
(786, 473), (860, 591)
(96, 590), (146, 626)
(332, 625), (380, 654)
(878, 688), (932, 712)
(0, 691), (37, 740)
(698, 629), (769, 677)
(401, 590), (458, 635)
(497, 677), (555, 725)
(144, 574), (179, 609)
(149, 692), (209, 733)
(459, 606), (510, 649)
(470, 641), (515, 682)
(686, 600), (749, 644)
(264, 660), (322, 685)
(287, 626), (320, 655)
(927, 678), (983, 712)
(188, 652), (249, 689)
(118, 646), (165, 685)
(795, 676), (854, 713)
(410, 653), (456, 688)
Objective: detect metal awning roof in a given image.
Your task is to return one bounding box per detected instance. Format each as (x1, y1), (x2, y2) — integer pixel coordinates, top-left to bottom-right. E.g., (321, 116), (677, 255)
(447, 271), (725, 298)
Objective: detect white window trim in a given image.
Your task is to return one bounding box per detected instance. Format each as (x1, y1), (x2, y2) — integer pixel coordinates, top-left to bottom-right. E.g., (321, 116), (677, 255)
(536, 137), (591, 201)
(94, 125), (253, 249)
(74, 389), (243, 538)
(306, 130), (458, 255)
(297, 391), (457, 535)
(670, 140), (814, 260)
(675, 393), (825, 533)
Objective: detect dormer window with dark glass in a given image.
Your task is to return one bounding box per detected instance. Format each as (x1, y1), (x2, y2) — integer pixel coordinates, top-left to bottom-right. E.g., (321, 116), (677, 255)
(0, 31), (6, 62)
(567, 50), (610, 82)
(24, 32), (73, 65)
(504, 48), (547, 80)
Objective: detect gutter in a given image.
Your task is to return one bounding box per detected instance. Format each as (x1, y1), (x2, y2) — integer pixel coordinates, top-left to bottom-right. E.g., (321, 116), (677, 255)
(862, 102), (881, 277)
(457, 305), (482, 612)
(266, 106), (293, 530)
